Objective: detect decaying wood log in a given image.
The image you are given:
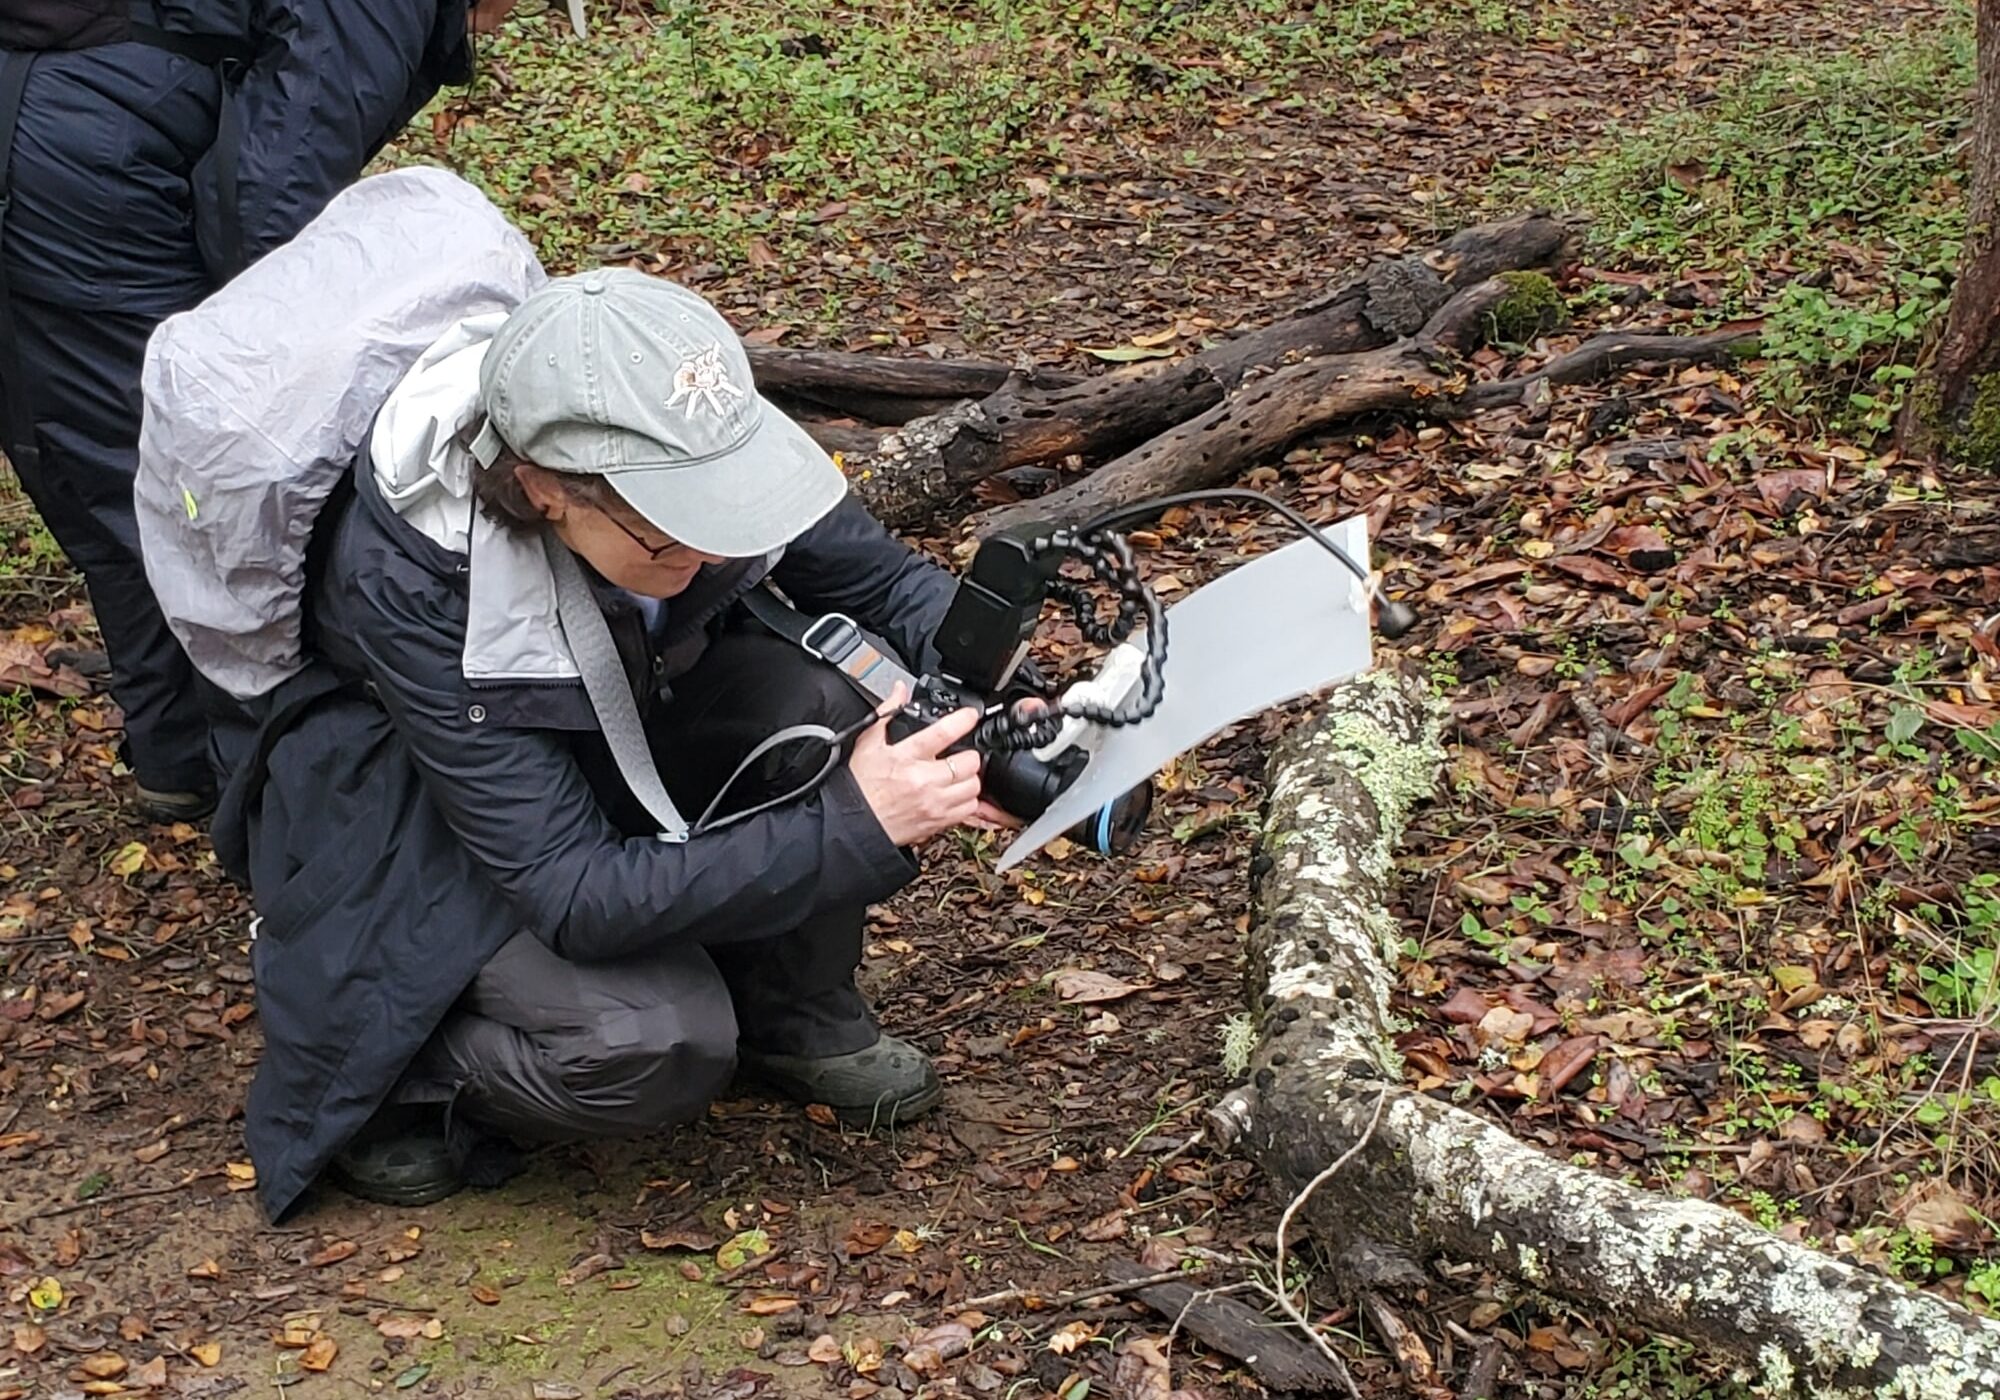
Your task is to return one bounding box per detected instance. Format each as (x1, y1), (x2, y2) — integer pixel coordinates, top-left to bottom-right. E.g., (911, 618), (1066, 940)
(1103, 1259), (1353, 1393)
(1195, 210), (1578, 391)
(752, 212), (1748, 540)
(974, 307), (1756, 534)
(971, 277), (1523, 534)
(834, 214), (1575, 530)
(840, 362), (1230, 529)
(1208, 671), (2000, 1398)
(746, 347), (1020, 402)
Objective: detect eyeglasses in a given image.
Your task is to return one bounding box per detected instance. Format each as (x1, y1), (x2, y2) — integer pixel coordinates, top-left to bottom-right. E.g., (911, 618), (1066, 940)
(600, 507), (684, 560)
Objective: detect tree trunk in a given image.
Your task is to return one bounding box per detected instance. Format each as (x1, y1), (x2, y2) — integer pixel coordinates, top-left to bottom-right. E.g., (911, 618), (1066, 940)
(1899, 0), (2000, 466)
(1212, 673), (2000, 1398)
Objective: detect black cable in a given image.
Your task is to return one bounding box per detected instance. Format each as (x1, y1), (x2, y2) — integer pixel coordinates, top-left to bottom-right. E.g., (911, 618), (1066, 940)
(975, 528), (1169, 752)
(1077, 488), (1416, 638)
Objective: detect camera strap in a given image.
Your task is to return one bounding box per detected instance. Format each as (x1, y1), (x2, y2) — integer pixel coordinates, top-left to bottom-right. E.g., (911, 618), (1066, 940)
(545, 534), (691, 843)
(738, 583), (919, 708)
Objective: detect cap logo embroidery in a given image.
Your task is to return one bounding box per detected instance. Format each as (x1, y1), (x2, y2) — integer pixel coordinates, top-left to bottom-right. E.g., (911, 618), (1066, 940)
(665, 344), (745, 419)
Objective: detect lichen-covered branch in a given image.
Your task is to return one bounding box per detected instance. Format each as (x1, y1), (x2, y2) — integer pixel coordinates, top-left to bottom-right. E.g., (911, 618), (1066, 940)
(1215, 672), (2000, 1398)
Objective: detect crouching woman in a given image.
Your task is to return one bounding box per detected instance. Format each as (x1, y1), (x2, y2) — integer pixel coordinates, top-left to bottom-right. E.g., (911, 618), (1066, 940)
(226, 271), (994, 1218)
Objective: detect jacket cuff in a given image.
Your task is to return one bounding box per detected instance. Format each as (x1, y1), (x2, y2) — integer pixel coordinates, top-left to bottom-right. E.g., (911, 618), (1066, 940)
(822, 766), (919, 900)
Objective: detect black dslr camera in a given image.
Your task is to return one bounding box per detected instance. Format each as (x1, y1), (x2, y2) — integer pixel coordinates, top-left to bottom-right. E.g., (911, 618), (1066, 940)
(866, 490), (1415, 859)
(885, 522), (1157, 856)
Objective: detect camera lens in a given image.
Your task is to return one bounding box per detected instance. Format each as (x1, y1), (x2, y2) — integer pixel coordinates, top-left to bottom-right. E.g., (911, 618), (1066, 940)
(1070, 781), (1152, 855)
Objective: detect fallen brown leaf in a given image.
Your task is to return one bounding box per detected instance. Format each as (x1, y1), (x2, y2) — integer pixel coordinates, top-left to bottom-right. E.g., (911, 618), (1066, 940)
(639, 1228), (717, 1253)
(1052, 969), (1143, 1004)
(307, 1240), (356, 1268)
(1112, 1337), (1173, 1400)
(1080, 1210), (1128, 1243)
(844, 1220), (894, 1257)
(557, 1252), (617, 1287)
(904, 1323), (973, 1374)
(300, 1336), (337, 1373)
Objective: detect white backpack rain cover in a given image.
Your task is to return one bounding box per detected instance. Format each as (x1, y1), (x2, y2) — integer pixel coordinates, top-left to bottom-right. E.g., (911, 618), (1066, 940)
(135, 166), (548, 700)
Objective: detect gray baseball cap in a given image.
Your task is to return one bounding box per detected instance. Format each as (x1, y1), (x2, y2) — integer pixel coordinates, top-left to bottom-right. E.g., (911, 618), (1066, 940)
(470, 269), (846, 558)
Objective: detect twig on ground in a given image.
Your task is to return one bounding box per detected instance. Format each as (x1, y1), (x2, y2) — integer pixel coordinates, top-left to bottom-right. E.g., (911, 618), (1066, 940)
(1161, 1280), (1258, 1355)
(958, 1267), (1206, 1314)
(716, 1248), (786, 1286)
(1570, 688), (1652, 759)
(1256, 1088), (1390, 1400)
(36, 1168), (211, 1219)
(1361, 1289), (1442, 1393)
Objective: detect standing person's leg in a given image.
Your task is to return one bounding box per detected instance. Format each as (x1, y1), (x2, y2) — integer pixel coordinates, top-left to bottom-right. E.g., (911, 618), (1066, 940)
(1, 48), (221, 815)
(652, 626), (941, 1126)
(9, 295), (214, 807)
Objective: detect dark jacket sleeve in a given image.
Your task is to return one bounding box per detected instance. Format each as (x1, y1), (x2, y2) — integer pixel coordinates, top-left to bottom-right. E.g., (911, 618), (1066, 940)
(771, 496), (958, 674)
(346, 562), (918, 964)
(197, 0), (468, 275)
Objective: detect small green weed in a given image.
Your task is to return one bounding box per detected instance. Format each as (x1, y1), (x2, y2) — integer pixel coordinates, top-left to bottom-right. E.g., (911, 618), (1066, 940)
(396, 0), (1547, 276)
(1496, 16), (1974, 437)
(1915, 875), (2000, 1022)
(1583, 1335), (1756, 1400)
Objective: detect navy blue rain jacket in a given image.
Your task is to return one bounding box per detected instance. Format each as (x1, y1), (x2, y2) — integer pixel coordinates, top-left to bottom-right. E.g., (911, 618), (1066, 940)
(7, 0), (472, 306)
(217, 475), (956, 1221)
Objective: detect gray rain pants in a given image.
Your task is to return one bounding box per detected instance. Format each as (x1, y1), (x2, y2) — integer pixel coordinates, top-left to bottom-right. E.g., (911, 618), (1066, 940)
(399, 628), (885, 1142)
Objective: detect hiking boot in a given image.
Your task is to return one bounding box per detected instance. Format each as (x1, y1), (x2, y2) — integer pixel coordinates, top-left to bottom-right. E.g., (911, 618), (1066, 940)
(133, 784), (217, 824)
(327, 1105), (464, 1208)
(326, 1104), (524, 1208)
(739, 1034), (942, 1129)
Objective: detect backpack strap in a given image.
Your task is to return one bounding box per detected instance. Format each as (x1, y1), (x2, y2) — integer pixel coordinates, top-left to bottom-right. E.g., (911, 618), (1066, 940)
(125, 5), (255, 278)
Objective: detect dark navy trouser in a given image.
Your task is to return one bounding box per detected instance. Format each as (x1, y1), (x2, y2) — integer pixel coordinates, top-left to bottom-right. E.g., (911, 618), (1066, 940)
(3, 45), (223, 795)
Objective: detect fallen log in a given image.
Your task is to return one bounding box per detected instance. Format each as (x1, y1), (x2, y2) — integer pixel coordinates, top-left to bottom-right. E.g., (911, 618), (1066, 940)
(1196, 210), (1577, 392)
(973, 307), (1757, 534)
(1208, 671), (2000, 1398)
(836, 214), (1575, 530)
(745, 347), (1021, 403)
(1102, 1259), (1354, 1394)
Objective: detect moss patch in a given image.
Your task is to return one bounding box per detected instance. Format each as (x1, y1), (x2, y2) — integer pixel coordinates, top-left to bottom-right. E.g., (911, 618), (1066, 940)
(1946, 371), (2000, 470)
(276, 1162), (877, 1392)
(1486, 270), (1566, 344)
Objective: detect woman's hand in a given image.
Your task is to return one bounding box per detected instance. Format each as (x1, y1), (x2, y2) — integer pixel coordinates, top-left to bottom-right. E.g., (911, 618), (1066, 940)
(848, 685), (985, 847)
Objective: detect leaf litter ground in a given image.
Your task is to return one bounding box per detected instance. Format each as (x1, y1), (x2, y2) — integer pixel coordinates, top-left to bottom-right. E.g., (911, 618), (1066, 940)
(0, 2), (1987, 1398)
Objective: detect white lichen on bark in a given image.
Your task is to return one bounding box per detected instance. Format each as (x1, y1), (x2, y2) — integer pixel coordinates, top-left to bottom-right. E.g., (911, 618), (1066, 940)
(1233, 671), (2000, 1399)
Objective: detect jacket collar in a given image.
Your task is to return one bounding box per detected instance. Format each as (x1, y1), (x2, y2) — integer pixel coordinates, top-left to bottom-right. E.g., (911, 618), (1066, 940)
(366, 317), (779, 686)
